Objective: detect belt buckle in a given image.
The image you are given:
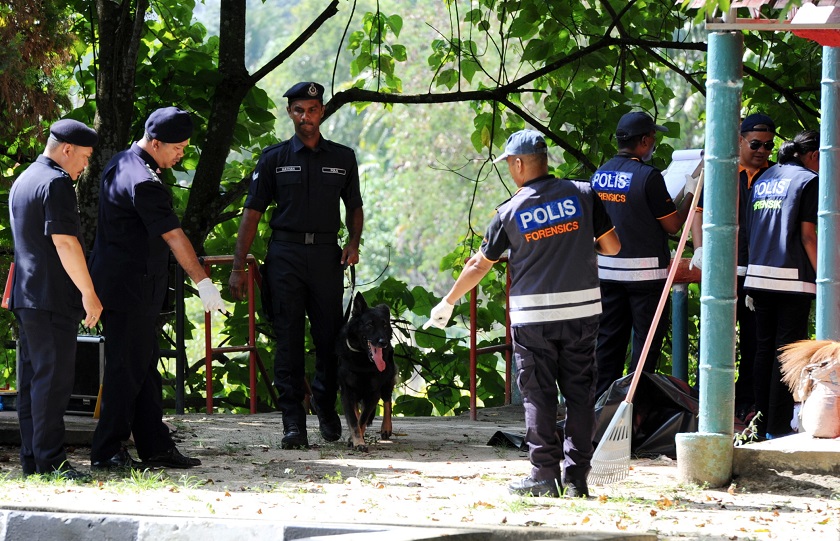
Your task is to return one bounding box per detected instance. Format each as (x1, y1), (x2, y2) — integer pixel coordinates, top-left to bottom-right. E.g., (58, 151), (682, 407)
(305, 232), (315, 245)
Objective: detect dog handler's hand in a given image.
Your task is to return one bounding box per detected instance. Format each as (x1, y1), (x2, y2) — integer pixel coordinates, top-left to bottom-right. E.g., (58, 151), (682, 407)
(341, 244), (360, 267)
(229, 270), (248, 301)
(197, 278), (225, 313)
(424, 299), (454, 329)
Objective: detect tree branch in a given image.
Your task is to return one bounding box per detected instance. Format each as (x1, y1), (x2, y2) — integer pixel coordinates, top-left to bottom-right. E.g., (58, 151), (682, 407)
(249, 0), (340, 86)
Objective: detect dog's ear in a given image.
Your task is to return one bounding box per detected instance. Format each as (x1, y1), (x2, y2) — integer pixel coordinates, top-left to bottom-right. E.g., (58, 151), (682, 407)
(352, 292), (369, 316)
(373, 304), (391, 321)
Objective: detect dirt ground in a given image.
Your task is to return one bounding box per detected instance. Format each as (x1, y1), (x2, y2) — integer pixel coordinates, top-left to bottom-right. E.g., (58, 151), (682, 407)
(0, 406), (837, 541)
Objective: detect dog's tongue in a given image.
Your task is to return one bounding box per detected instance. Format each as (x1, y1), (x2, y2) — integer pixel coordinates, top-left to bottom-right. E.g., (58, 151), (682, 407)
(369, 342), (386, 372)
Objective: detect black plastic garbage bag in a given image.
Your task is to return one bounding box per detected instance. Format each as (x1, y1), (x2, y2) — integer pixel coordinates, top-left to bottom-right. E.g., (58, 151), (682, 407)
(591, 372), (699, 458)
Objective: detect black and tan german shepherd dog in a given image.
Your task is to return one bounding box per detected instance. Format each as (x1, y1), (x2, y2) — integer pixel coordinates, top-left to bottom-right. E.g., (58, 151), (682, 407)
(336, 292), (396, 451)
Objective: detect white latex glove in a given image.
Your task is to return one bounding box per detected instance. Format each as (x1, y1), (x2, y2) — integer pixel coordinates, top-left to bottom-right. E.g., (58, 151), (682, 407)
(745, 295), (755, 312)
(197, 277), (225, 313)
(423, 299), (454, 329)
(689, 246), (703, 271)
(684, 173), (699, 196)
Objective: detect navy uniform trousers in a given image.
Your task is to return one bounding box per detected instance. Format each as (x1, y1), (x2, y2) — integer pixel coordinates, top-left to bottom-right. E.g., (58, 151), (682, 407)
(264, 240), (344, 427)
(594, 280), (669, 398)
(14, 308), (76, 474)
(91, 273), (173, 462)
(750, 290), (811, 438)
(513, 315), (599, 484)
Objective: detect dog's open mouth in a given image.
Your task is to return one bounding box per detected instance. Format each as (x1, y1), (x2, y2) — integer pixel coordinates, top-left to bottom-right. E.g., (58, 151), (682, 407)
(368, 341), (387, 372)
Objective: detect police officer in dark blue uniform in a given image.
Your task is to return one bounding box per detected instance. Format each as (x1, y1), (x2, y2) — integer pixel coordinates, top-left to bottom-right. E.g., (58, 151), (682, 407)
(9, 119), (102, 481)
(427, 130), (621, 498)
(89, 107), (225, 470)
(590, 112), (698, 398)
(229, 82), (364, 449)
(745, 129), (819, 440)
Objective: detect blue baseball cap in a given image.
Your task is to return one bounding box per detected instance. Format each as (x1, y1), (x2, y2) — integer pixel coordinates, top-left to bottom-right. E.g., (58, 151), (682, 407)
(616, 111), (667, 139)
(493, 129), (548, 163)
(740, 113), (775, 134)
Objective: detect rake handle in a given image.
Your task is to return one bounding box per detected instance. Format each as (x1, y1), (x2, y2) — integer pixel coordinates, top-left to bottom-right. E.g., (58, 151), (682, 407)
(624, 170), (705, 404)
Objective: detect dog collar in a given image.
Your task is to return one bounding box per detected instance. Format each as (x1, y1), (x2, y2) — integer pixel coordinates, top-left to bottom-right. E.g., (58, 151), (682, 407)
(346, 338), (362, 353)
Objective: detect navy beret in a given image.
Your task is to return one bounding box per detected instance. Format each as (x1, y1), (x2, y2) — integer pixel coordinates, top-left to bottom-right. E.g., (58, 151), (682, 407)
(283, 82), (324, 103)
(740, 113), (775, 134)
(49, 119), (98, 147)
(145, 107), (194, 143)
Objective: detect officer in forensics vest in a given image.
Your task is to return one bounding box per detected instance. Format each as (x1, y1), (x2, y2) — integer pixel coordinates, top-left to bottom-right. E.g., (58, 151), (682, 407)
(9, 119), (102, 481)
(590, 112), (697, 398)
(426, 130), (620, 498)
(745, 129), (819, 439)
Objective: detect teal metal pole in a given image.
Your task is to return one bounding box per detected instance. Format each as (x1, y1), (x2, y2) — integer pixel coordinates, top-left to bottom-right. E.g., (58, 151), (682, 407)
(676, 29), (741, 489)
(698, 31), (741, 436)
(817, 46), (840, 341)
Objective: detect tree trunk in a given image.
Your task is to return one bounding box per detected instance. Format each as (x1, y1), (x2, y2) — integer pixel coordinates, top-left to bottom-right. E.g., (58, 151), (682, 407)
(78, 0), (149, 250)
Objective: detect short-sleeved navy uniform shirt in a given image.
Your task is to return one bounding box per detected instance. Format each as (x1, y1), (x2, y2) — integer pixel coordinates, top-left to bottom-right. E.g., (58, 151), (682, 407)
(89, 143), (182, 308)
(9, 156), (84, 318)
(245, 134), (363, 233)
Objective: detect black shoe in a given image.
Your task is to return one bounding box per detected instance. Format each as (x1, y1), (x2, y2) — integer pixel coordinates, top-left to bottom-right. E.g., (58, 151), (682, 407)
(91, 447), (140, 471)
(507, 476), (561, 497)
(52, 466), (93, 483)
(318, 410), (342, 442)
(563, 478), (590, 498)
(281, 422), (309, 449)
(144, 447), (201, 468)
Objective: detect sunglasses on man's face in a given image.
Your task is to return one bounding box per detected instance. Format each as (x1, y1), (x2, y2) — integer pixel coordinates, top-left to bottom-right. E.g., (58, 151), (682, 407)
(747, 139), (774, 151)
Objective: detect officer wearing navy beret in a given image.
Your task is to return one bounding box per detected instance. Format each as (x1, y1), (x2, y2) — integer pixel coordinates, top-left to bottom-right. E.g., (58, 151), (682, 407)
(88, 106), (225, 471)
(9, 118), (102, 480)
(229, 81), (364, 449)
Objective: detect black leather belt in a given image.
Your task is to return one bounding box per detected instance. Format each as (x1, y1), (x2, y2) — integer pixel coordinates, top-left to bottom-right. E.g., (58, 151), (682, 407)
(272, 231), (337, 245)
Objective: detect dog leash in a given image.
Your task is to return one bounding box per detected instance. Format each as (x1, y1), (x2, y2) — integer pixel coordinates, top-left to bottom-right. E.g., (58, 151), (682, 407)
(343, 263), (356, 323)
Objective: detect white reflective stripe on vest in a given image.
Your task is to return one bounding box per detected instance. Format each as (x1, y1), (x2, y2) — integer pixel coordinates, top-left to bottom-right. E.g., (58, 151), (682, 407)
(509, 287), (600, 309)
(743, 275), (816, 294)
(597, 267), (669, 281)
(597, 255), (668, 281)
(598, 255), (660, 269)
(737, 265), (747, 277)
(510, 301), (602, 325)
(746, 264), (799, 280)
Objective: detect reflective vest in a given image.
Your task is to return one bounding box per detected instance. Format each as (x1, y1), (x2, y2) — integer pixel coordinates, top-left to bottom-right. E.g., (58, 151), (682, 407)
(745, 163), (817, 295)
(591, 156), (670, 282)
(496, 177), (602, 326)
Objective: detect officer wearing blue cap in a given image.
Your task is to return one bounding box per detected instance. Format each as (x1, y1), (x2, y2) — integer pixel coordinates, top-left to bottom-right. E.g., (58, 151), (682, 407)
(590, 111), (698, 398)
(427, 129), (621, 498)
(88, 106), (225, 471)
(229, 81), (363, 449)
(8, 118), (102, 481)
